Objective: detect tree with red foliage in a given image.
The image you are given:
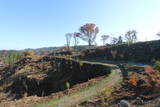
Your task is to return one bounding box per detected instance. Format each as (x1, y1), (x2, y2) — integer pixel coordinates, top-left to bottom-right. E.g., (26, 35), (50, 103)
(79, 23), (99, 48)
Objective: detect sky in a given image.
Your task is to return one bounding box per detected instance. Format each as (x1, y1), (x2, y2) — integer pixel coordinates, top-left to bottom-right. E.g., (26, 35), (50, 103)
(0, 0), (160, 50)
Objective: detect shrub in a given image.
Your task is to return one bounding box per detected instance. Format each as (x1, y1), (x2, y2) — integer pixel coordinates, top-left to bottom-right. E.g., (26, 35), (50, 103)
(145, 66), (160, 91)
(98, 88), (113, 107)
(154, 61), (160, 71)
(24, 50), (35, 57)
(110, 49), (117, 59)
(66, 81), (70, 89)
(128, 75), (138, 86)
(145, 65), (152, 73)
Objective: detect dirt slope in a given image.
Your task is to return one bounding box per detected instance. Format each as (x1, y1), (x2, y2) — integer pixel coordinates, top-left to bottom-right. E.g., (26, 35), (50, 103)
(34, 70), (121, 107)
(0, 56), (117, 107)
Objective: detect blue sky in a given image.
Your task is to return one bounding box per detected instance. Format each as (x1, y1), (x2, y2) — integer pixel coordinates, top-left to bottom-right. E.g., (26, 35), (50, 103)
(0, 0), (160, 50)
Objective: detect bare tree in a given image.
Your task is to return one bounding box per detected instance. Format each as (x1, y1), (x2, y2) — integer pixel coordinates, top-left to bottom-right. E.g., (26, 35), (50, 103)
(65, 33), (72, 51)
(157, 32), (160, 37)
(79, 23), (99, 48)
(111, 37), (118, 45)
(125, 30), (137, 44)
(117, 36), (123, 45)
(73, 32), (80, 51)
(101, 35), (110, 45)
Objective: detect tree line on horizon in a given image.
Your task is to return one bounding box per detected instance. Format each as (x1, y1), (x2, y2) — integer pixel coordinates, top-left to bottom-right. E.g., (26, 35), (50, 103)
(65, 23), (160, 51)
(0, 23), (160, 65)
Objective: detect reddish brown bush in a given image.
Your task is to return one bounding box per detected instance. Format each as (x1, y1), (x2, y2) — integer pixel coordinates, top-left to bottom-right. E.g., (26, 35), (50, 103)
(111, 49), (117, 59)
(144, 66), (160, 92)
(128, 75), (138, 86)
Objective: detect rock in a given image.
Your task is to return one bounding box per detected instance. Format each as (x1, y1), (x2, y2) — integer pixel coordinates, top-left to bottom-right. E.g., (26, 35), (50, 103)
(23, 92), (28, 97)
(118, 100), (134, 107)
(134, 97), (143, 105)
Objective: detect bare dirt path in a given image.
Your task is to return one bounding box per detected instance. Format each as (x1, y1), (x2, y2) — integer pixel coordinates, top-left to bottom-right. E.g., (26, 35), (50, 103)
(79, 59), (147, 67)
(34, 70), (121, 107)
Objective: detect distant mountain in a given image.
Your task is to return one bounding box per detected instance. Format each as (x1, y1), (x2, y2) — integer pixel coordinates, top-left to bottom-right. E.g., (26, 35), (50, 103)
(25, 45), (88, 55)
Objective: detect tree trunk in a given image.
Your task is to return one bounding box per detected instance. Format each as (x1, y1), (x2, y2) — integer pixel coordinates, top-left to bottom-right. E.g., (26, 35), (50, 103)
(88, 39), (91, 48)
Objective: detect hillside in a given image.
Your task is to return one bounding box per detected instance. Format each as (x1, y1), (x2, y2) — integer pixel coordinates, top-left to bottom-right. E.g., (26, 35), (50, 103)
(0, 54), (117, 107)
(0, 40), (160, 107)
(80, 40), (160, 63)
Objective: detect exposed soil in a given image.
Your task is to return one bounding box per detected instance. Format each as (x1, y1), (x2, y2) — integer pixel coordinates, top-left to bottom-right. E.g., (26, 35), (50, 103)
(76, 65), (160, 107)
(0, 56), (113, 107)
(0, 75), (107, 107)
(1, 55), (159, 107)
